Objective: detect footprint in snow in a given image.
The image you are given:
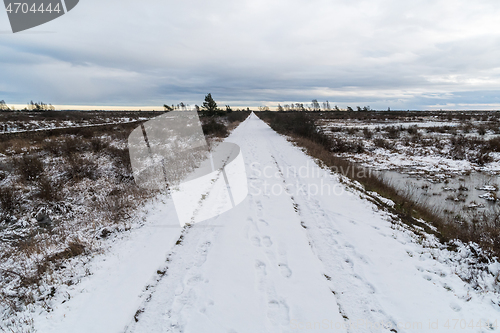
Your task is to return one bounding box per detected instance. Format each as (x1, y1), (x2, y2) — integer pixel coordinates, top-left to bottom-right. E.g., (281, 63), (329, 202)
(258, 219), (269, 227)
(251, 236), (261, 247)
(450, 302), (462, 312)
(344, 257), (354, 268)
(358, 254), (369, 264)
(326, 237), (338, 246)
(267, 299), (290, 326)
(199, 299), (215, 313)
(186, 275), (203, 286)
(262, 236), (273, 247)
(278, 263), (292, 278)
(255, 260), (267, 276)
(330, 229), (341, 235)
(366, 282), (376, 294)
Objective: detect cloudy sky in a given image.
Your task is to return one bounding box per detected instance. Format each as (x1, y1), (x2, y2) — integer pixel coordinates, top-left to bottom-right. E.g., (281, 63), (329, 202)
(1, 0), (500, 110)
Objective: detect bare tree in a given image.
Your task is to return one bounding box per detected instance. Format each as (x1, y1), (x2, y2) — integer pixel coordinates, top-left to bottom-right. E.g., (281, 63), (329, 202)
(27, 101), (52, 111)
(322, 101), (331, 110)
(311, 99), (320, 111)
(0, 100), (10, 111)
(295, 103), (305, 111)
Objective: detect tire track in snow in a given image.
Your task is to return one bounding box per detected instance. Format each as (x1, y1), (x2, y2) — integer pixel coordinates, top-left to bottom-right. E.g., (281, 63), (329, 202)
(268, 149), (400, 333)
(124, 222), (221, 333)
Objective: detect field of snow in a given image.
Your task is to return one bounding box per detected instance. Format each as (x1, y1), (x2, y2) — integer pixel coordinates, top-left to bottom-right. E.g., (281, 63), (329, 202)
(318, 119), (500, 175)
(20, 113), (499, 333)
(0, 111), (154, 135)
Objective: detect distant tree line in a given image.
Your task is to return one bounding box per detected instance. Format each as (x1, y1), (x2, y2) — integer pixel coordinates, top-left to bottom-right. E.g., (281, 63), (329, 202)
(0, 100), (56, 112)
(272, 100), (375, 112)
(26, 100), (55, 111)
(164, 93), (250, 116)
(163, 101), (190, 111)
(161, 96), (385, 114)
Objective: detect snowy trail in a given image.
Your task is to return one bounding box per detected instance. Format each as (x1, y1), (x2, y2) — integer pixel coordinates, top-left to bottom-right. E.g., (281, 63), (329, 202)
(34, 200), (183, 333)
(35, 113), (499, 333)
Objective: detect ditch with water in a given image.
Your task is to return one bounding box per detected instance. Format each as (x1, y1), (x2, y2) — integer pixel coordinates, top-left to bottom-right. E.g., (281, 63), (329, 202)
(375, 170), (500, 220)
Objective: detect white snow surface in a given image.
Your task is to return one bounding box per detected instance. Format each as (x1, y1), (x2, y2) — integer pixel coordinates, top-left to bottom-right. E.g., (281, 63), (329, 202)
(33, 114), (499, 333)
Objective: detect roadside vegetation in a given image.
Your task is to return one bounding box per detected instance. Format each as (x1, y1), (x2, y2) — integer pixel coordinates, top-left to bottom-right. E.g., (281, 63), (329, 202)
(323, 122), (500, 167)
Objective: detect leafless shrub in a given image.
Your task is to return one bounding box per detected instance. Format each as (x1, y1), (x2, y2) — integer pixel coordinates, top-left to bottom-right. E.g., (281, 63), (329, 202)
(434, 138), (446, 150)
(65, 154), (99, 181)
(36, 176), (60, 202)
(0, 186), (19, 216)
(384, 126), (401, 139)
(373, 138), (394, 150)
(63, 137), (87, 157)
(449, 136), (467, 160)
(329, 137), (365, 153)
(462, 123), (472, 133)
(409, 133), (422, 145)
(107, 146), (132, 173)
(487, 137), (500, 152)
(468, 146), (493, 166)
(406, 125), (418, 135)
(478, 126), (487, 136)
(346, 127), (357, 135)
(226, 111), (251, 123)
(362, 127), (373, 139)
(90, 137), (109, 153)
(17, 154), (44, 181)
(42, 138), (64, 156)
(202, 119), (229, 138)
(330, 126), (344, 133)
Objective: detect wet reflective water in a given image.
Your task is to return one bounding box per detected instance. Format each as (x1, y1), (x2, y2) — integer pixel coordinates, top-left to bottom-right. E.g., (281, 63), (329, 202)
(375, 170), (500, 219)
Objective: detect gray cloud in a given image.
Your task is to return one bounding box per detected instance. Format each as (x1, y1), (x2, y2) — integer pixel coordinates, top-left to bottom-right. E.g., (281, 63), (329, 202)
(1, 0), (500, 109)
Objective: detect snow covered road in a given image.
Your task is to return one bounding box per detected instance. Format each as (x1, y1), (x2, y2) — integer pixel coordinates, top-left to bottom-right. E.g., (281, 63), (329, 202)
(35, 113), (499, 333)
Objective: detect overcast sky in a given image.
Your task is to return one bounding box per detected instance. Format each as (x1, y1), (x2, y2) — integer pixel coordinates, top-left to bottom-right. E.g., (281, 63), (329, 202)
(1, 0), (500, 110)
